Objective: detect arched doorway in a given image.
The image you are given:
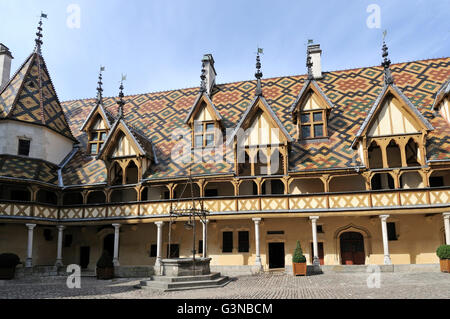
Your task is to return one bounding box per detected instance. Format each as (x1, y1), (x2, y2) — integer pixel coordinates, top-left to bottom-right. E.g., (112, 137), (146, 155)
(103, 233), (114, 257)
(340, 232), (365, 265)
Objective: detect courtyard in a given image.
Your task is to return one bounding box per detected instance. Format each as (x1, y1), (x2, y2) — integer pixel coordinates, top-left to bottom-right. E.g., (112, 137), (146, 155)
(0, 272), (449, 299)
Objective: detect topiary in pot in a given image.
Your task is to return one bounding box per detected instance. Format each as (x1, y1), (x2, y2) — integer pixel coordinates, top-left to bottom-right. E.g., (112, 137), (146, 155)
(436, 245), (450, 273)
(0, 253), (21, 280)
(292, 241), (307, 276)
(96, 251), (114, 280)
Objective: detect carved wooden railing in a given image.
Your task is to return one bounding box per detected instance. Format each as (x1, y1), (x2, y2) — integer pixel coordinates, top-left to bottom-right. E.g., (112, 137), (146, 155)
(0, 187), (449, 220)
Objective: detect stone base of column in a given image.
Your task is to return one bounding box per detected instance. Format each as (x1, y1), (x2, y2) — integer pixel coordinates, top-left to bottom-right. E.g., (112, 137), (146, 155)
(113, 259), (120, 267)
(312, 257), (322, 273)
(25, 258), (33, 268)
(255, 257), (263, 271)
(384, 255), (392, 265)
(55, 259), (63, 267)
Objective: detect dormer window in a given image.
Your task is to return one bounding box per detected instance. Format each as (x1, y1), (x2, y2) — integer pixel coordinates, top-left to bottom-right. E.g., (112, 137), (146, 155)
(88, 130), (107, 155)
(18, 139), (31, 156)
(194, 121), (216, 148)
(300, 110), (327, 139)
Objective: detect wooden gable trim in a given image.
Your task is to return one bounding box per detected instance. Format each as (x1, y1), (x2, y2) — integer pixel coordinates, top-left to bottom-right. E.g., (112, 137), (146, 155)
(80, 103), (111, 132)
(185, 93), (222, 127)
(290, 80), (333, 119)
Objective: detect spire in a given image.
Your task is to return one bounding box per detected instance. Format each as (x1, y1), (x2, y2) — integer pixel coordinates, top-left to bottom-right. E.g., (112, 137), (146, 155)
(255, 48), (263, 96)
(34, 12), (48, 54)
(381, 30), (393, 85)
(96, 66), (105, 102)
(306, 46), (313, 80)
(117, 75), (126, 118)
(200, 61), (207, 93)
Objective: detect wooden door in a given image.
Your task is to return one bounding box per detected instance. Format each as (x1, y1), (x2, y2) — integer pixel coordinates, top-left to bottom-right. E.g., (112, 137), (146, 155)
(340, 232), (365, 265)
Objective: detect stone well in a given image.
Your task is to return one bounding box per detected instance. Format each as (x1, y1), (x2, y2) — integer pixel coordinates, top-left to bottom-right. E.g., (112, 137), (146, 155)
(161, 257), (211, 277)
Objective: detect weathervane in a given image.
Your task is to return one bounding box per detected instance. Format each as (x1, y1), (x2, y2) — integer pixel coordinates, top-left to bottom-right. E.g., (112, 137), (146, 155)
(34, 12), (48, 54)
(96, 66), (105, 102)
(117, 74), (126, 118)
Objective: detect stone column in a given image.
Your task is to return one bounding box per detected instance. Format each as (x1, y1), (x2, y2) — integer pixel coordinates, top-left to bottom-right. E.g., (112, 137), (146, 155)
(379, 215), (392, 265)
(444, 213), (450, 245)
(252, 218), (262, 268)
(202, 219), (209, 258)
(155, 221), (164, 270)
(25, 224), (36, 268)
(309, 216), (320, 267)
(55, 225), (65, 267)
(112, 224), (121, 266)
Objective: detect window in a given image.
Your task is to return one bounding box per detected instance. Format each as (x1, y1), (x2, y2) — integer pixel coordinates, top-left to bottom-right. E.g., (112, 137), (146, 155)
(238, 231), (249, 253)
(267, 231), (284, 235)
(317, 225), (324, 233)
(198, 240), (203, 254)
(150, 244), (157, 257)
(387, 222), (397, 241)
(194, 121), (216, 148)
(300, 111), (326, 139)
(166, 244), (179, 258)
(18, 139), (30, 156)
(222, 231), (233, 253)
(88, 130), (107, 155)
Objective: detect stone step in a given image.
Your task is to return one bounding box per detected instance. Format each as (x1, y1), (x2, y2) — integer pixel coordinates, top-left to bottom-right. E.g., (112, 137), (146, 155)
(149, 272), (221, 283)
(139, 275), (230, 291)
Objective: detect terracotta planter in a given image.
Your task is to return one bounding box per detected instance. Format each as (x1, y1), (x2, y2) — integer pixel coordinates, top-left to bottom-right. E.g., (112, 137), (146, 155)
(96, 267), (114, 280)
(0, 267), (16, 280)
(440, 259), (450, 273)
(292, 262), (307, 276)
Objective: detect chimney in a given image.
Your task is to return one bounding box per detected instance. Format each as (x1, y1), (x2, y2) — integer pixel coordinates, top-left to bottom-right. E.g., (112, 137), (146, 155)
(0, 44), (13, 88)
(201, 54), (216, 95)
(307, 43), (322, 79)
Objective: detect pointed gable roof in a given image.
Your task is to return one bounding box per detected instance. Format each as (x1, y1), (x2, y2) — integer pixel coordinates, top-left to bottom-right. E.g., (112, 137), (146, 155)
(227, 95), (293, 144)
(288, 78), (334, 115)
(79, 100), (112, 132)
(0, 52), (76, 141)
(351, 83), (434, 148)
(432, 77), (450, 110)
(184, 91), (222, 125)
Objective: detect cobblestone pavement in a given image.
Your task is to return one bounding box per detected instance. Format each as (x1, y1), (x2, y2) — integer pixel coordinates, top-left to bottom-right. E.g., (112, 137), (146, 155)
(0, 272), (449, 299)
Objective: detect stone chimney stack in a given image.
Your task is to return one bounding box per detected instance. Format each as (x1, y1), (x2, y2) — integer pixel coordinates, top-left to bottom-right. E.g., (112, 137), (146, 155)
(202, 54), (216, 95)
(0, 44), (13, 88)
(307, 43), (322, 80)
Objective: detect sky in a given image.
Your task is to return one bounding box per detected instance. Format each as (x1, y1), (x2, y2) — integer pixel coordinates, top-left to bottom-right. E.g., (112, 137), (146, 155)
(0, 0), (449, 101)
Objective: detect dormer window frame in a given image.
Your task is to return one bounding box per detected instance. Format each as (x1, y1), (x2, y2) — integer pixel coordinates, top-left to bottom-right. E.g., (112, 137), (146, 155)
(299, 108), (328, 140)
(192, 119), (219, 149)
(88, 128), (107, 155)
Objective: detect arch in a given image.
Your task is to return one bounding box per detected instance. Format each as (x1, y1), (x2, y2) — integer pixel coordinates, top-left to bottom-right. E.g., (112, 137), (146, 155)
(0, 184), (31, 201)
(239, 180), (258, 196)
(63, 192), (83, 205)
(368, 140), (383, 169)
(429, 170), (450, 187)
(333, 223), (372, 265)
(173, 183), (200, 199)
(261, 179), (285, 195)
(386, 139), (402, 168)
(86, 191), (106, 204)
(289, 178), (324, 194)
(125, 160), (139, 185)
(36, 189), (58, 205)
(110, 188), (137, 203)
(405, 138), (420, 167)
(329, 175), (366, 192)
(399, 171), (423, 189)
(371, 173), (395, 190)
(141, 185), (169, 201)
(110, 161), (123, 186)
(204, 181), (235, 197)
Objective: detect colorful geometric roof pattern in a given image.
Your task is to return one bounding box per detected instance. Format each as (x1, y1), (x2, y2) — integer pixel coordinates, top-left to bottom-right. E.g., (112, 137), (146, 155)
(0, 155), (59, 185)
(61, 149), (107, 186)
(0, 52), (76, 141)
(59, 57), (450, 185)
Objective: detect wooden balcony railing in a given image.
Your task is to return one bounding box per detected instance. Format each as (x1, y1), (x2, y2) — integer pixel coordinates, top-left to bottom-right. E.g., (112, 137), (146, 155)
(0, 187), (449, 221)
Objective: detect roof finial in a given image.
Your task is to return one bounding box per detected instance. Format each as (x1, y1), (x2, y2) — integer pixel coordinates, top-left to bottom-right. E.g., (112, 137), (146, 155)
(117, 74), (126, 118)
(34, 12), (48, 54)
(306, 40), (314, 80)
(381, 30), (393, 85)
(96, 66), (105, 102)
(255, 47), (263, 96)
(200, 61), (207, 93)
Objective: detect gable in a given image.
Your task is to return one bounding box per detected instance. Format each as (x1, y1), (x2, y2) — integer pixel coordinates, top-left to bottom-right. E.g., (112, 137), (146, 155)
(91, 114), (108, 130)
(301, 90), (327, 111)
(367, 94), (421, 136)
(185, 93), (222, 125)
(111, 131), (138, 157)
(194, 101), (214, 122)
(245, 109), (281, 146)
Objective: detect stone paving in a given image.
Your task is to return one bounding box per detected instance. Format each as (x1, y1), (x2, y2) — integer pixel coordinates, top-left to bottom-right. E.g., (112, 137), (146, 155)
(0, 272), (449, 299)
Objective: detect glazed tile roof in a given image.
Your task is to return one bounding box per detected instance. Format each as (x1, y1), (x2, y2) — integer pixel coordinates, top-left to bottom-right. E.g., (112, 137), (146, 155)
(0, 52), (76, 141)
(0, 155), (59, 185)
(57, 57), (450, 185)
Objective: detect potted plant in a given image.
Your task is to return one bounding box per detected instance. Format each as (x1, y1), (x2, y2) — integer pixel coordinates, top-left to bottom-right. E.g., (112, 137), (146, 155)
(292, 240), (307, 276)
(436, 245), (450, 273)
(0, 253), (21, 280)
(96, 251), (114, 280)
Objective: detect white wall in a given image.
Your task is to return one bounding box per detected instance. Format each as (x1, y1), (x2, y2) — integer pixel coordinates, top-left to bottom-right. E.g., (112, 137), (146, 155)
(0, 120), (74, 164)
